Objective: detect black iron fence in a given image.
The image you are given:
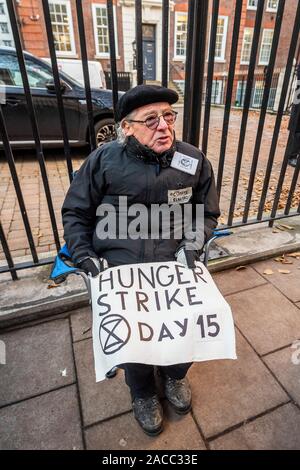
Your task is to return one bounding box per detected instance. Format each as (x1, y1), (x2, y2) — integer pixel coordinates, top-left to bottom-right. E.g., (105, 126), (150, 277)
(174, 70), (282, 111)
(0, 0), (300, 279)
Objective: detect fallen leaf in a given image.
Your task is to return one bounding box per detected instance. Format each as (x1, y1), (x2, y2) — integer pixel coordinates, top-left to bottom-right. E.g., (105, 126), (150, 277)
(286, 252), (300, 258)
(235, 266), (247, 271)
(276, 224), (295, 230)
(47, 283), (59, 289)
(278, 269), (291, 274)
(274, 257), (284, 262)
(281, 259), (293, 265)
(263, 269), (274, 275)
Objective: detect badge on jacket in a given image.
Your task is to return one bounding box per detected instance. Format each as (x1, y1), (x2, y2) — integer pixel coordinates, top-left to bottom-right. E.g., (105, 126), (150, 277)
(168, 187), (192, 204)
(170, 151), (199, 175)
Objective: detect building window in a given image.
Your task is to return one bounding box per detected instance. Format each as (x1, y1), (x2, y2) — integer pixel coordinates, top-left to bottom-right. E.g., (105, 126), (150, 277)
(267, 0), (278, 12)
(0, 1), (14, 48)
(211, 80), (224, 104)
(236, 80), (246, 107)
(49, 0), (76, 55)
(247, 0), (258, 9)
(241, 28), (254, 64)
(174, 12), (187, 58)
(92, 4), (118, 57)
(252, 81), (264, 108)
(0, 22), (8, 33)
(215, 16), (228, 61)
(259, 29), (274, 65)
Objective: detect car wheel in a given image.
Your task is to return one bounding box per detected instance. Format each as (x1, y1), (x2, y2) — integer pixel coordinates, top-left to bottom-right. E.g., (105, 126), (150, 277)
(94, 118), (116, 147)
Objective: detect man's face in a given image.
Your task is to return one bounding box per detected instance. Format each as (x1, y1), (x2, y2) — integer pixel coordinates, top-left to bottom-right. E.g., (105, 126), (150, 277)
(122, 102), (175, 153)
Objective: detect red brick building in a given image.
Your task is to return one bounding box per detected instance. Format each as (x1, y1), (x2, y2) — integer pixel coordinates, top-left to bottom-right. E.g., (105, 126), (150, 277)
(12, 0), (125, 71)
(1, 0), (299, 105)
(170, 0), (299, 107)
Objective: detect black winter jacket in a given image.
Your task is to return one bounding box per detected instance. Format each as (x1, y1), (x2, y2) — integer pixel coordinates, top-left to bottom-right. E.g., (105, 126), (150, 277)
(62, 139), (220, 266)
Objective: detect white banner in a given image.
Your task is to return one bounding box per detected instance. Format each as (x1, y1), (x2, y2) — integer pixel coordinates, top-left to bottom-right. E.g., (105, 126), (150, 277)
(90, 261), (237, 382)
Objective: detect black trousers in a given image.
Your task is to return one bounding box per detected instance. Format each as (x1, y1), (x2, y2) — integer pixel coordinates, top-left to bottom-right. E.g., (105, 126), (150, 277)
(120, 362), (193, 399)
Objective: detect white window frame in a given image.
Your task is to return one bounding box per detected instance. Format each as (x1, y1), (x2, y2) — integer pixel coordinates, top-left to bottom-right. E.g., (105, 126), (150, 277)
(266, 0), (278, 12)
(240, 27), (254, 65)
(211, 80), (223, 104)
(174, 11), (187, 60)
(247, 0), (258, 10)
(214, 16), (228, 62)
(49, 0), (76, 56)
(252, 80), (264, 108)
(92, 3), (118, 58)
(259, 28), (274, 65)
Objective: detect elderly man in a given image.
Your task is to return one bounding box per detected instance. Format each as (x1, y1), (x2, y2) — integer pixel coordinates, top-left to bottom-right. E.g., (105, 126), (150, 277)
(62, 85), (220, 436)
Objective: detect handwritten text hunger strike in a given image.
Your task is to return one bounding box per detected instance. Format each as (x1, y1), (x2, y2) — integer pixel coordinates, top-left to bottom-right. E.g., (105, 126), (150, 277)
(97, 263), (207, 314)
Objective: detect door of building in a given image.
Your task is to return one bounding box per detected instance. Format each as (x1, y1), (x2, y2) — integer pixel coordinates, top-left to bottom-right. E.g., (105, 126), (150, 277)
(142, 24), (156, 81)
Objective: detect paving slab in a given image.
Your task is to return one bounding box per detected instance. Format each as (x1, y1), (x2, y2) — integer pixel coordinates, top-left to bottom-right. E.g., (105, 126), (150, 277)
(85, 402), (206, 450)
(189, 330), (288, 439)
(74, 338), (132, 426)
(252, 256), (300, 303)
(0, 385), (83, 450)
(264, 345), (300, 406)
(227, 284), (300, 356)
(212, 266), (266, 296)
(210, 403), (300, 450)
(0, 319), (75, 406)
(70, 306), (92, 342)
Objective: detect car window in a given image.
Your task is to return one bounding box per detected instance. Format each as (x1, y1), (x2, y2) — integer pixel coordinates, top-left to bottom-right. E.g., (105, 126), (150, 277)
(24, 58), (54, 88)
(0, 53), (54, 88)
(0, 54), (18, 85)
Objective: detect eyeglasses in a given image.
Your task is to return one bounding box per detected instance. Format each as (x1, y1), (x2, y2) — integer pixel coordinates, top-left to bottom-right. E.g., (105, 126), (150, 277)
(126, 110), (178, 130)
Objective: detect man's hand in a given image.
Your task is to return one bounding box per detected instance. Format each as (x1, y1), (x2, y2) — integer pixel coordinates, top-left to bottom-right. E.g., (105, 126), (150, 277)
(175, 247), (199, 269)
(77, 257), (108, 277)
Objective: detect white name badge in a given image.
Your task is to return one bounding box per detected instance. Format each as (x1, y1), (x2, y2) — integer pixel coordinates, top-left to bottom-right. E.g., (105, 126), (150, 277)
(168, 187), (192, 204)
(170, 151), (199, 175)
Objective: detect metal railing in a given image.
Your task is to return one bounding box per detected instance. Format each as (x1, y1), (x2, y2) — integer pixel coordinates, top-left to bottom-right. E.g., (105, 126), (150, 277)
(0, 0), (300, 280)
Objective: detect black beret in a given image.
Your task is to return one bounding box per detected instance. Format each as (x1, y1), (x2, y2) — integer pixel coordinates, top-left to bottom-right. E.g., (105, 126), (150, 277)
(115, 84), (178, 122)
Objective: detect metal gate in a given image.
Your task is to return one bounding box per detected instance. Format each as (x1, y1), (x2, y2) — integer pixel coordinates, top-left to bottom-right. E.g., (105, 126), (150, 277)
(0, 0), (300, 280)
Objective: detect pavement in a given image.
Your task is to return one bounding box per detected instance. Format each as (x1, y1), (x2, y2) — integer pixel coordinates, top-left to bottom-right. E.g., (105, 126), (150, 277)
(1, 249), (300, 450)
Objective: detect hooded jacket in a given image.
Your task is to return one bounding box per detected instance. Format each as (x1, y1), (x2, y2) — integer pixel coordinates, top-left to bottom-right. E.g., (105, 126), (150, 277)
(62, 139), (220, 267)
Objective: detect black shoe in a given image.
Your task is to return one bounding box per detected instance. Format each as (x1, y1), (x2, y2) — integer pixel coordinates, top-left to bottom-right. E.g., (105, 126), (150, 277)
(105, 367), (118, 379)
(132, 395), (163, 436)
(164, 376), (192, 414)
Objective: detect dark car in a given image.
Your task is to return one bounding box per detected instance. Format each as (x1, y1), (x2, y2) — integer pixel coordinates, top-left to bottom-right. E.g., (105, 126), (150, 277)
(0, 47), (117, 148)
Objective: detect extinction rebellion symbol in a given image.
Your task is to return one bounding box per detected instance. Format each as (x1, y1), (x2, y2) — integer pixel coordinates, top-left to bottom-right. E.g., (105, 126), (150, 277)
(99, 314), (131, 355)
